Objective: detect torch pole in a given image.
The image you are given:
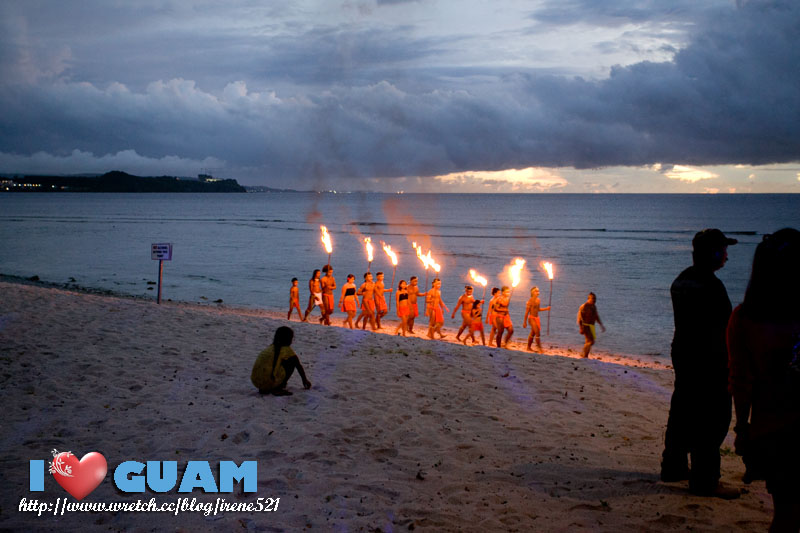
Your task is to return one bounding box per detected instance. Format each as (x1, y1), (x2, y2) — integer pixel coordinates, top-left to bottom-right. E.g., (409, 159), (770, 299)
(547, 279), (553, 335)
(368, 261), (371, 273)
(482, 285), (487, 302)
(388, 266), (396, 312)
(424, 270), (429, 314)
(327, 253), (331, 269)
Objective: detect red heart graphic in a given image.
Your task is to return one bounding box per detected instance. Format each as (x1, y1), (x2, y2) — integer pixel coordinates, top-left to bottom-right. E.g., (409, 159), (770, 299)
(50, 451), (107, 500)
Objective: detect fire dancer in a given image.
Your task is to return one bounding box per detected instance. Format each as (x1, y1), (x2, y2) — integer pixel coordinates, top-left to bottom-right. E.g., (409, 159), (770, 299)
(464, 299), (486, 346)
(287, 278), (303, 321)
(492, 286), (514, 348)
(320, 264), (337, 325)
(523, 286), (550, 353)
(374, 272), (392, 329)
(356, 272), (377, 330)
(339, 274), (359, 329)
(407, 276), (426, 334)
(427, 278), (449, 339)
(395, 280), (410, 336)
(452, 285), (475, 342)
(577, 292), (605, 358)
(303, 269), (323, 322)
(486, 287), (500, 342)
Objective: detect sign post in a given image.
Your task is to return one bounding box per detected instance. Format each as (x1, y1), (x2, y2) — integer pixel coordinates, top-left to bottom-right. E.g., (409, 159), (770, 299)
(151, 243), (173, 304)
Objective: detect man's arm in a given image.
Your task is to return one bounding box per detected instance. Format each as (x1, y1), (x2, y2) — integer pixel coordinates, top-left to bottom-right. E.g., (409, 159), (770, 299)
(451, 296), (463, 318)
(523, 301), (531, 328)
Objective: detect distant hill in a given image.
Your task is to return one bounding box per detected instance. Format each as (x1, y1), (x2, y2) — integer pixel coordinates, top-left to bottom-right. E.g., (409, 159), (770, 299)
(2, 171), (246, 193)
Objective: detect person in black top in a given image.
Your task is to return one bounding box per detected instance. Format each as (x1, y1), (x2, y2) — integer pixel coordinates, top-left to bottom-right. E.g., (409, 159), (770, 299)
(661, 228), (739, 499)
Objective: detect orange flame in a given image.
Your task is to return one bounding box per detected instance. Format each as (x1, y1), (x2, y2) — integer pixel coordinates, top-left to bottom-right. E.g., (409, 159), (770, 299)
(542, 261), (554, 280)
(413, 243), (428, 270)
(320, 225), (333, 254)
(509, 258), (526, 288)
(427, 250), (441, 273)
(382, 242), (398, 266)
(469, 269), (488, 287)
(364, 237), (374, 263)
(412, 243), (440, 272)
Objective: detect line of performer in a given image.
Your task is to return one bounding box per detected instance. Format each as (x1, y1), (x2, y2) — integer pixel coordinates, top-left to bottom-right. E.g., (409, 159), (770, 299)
(287, 266), (553, 351)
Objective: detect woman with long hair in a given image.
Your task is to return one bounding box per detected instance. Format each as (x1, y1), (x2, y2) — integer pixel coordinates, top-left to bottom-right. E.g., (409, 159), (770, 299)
(339, 274), (359, 329)
(395, 280), (409, 336)
(728, 228), (800, 531)
(303, 269), (322, 322)
(250, 326), (311, 396)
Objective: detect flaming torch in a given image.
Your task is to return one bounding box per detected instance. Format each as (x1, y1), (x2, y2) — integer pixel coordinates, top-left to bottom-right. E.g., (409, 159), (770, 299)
(509, 258), (526, 298)
(469, 269), (488, 301)
(364, 237), (374, 272)
(382, 242), (398, 311)
(413, 243), (439, 311)
(320, 225), (333, 266)
(542, 261), (555, 335)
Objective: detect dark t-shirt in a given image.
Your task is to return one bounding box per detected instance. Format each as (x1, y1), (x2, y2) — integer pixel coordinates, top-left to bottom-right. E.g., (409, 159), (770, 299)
(670, 265), (732, 390)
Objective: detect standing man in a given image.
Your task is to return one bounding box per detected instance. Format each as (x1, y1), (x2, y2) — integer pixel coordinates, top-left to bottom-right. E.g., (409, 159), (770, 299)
(492, 286), (514, 348)
(407, 276), (426, 334)
(577, 292), (605, 358)
(427, 278), (449, 339)
(320, 264), (337, 326)
(303, 269), (323, 322)
(356, 272), (377, 331)
(452, 285), (475, 342)
(660, 229), (739, 499)
(374, 272), (392, 329)
(524, 286), (550, 353)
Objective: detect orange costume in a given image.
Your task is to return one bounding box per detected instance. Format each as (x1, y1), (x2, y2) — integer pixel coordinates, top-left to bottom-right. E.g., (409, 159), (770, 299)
(375, 294), (388, 313)
(397, 293), (409, 317)
(494, 297), (512, 328)
(433, 306), (444, 323)
(324, 294), (334, 312)
(470, 309), (484, 332)
(341, 286), (357, 312)
(486, 297), (496, 325)
(362, 299), (376, 313)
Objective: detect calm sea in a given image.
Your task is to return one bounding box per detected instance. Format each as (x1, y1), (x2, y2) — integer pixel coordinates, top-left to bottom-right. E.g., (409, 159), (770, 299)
(1, 192), (798, 357)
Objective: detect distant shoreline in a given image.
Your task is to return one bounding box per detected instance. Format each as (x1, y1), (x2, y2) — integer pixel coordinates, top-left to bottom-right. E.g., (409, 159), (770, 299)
(1, 170), (246, 193)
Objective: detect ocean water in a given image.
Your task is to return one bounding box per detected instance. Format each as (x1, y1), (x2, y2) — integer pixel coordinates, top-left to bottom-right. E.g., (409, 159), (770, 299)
(1, 192), (798, 357)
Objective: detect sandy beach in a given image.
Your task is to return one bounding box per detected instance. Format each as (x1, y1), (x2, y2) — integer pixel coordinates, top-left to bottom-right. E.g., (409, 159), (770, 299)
(0, 279), (773, 531)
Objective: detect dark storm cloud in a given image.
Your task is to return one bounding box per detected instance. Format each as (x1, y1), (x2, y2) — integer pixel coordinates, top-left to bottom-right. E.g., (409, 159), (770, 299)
(528, 0), (723, 27)
(0, 0), (798, 184)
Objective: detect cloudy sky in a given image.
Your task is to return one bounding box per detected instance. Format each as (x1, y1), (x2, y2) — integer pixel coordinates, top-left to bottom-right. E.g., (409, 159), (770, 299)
(1, 0), (798, 192)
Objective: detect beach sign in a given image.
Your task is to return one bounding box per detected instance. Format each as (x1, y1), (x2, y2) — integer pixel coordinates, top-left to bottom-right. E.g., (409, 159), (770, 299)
(151, 243), (172, 304)
(151, 243), (173, 261)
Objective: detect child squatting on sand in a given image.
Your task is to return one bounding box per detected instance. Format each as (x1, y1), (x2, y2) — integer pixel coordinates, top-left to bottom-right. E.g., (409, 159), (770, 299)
(251, 326), (311, 396)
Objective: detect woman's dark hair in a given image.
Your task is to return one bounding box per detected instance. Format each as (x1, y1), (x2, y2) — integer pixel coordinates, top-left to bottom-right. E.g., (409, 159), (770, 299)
(347, 274), (355, 281)
(399, 279), (407, 289)
(491, 287), (500, 296)
(742, 228), (800, 320)
(310, 269), (320, 280)
(272, 326), (294, 373)
(472, 300), (481, 310)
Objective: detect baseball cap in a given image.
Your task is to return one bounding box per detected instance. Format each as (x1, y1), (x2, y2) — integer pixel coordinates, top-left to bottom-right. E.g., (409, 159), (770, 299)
(692, 228), (738, 251)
